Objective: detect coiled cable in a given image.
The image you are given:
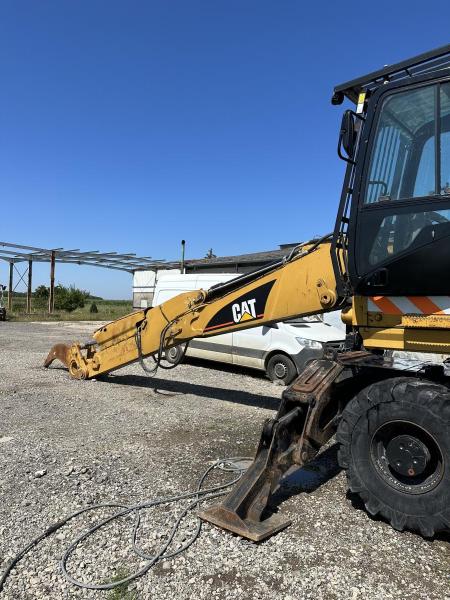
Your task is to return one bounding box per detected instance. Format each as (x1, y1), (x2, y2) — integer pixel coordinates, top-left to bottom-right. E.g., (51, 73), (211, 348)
(0, 457), (251, 593)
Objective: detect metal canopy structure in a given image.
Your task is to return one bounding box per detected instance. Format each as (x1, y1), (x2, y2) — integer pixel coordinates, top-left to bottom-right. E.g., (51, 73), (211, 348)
(0, 241), (173, 272)
(0, 241), (177, 313)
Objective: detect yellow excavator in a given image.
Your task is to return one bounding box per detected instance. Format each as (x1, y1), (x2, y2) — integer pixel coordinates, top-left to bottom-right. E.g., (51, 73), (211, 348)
(45, 44), (450, 542)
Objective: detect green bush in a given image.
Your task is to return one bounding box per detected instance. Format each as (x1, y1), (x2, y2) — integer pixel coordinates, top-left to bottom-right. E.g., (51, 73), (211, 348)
(33, 285), (49, 309)
(34, 284), (49, 299)
(54, 284), (89, 312)
(33, 284), (90, 312)
(90, 302), (98, 313)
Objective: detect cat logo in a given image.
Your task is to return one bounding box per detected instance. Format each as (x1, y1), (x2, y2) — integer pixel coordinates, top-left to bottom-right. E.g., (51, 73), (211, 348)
(232, 299), (257, 323)
(204, 280), (276, 332)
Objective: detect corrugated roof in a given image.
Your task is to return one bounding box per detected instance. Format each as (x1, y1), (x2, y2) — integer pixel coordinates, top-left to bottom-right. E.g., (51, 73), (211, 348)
(184, 247), (291, 267)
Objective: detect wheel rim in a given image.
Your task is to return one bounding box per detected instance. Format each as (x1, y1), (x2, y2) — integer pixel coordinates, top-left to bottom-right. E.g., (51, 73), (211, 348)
(370, 420), (444, 495)
(273, 362), (288, 379)
(168, 348), (178, 360)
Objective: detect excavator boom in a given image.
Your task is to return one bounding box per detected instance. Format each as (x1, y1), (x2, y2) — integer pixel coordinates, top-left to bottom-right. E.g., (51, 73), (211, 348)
(45, 238), (340, 379)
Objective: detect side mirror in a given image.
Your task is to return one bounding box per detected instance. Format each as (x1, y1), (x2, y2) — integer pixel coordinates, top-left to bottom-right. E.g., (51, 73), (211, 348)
(338, 110), (356, 163)
(341, 110), (355, 156)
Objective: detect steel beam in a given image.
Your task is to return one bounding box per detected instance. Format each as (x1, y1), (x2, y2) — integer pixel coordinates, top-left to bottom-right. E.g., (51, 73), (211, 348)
(27, 260), (33, 313)
(0, 241), (171, 271)
(49, 251), (55, 313)
(8, 262), (13, 311)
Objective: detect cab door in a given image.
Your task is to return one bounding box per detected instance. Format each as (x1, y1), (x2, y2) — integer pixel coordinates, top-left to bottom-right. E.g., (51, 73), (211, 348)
(349, 78), (450, 296)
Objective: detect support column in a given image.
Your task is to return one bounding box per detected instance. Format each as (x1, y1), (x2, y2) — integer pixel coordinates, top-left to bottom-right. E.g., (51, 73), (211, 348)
(8, 262), (13, 311)
(49, 251), (55, 313)
(27, 260), (33, 313)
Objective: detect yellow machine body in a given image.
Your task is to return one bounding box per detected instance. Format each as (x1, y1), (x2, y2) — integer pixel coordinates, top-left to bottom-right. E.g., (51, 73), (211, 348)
(352, 296), (450, 354)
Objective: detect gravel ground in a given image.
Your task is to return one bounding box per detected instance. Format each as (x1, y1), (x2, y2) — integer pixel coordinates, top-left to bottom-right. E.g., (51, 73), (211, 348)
(0, 321), (448, 600)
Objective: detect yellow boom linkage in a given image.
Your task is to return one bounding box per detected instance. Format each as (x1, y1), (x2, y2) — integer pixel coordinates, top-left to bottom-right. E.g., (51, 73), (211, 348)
(45, 240), (339, 380)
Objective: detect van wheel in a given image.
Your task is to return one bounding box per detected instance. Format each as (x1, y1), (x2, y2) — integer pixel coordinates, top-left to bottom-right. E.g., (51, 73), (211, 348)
(165, 345), (185, 365)
(266, 354), (297, 385)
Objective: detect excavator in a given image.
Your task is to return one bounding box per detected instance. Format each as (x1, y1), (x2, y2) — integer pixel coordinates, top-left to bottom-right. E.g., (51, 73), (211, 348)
(45, 44), (450, 542)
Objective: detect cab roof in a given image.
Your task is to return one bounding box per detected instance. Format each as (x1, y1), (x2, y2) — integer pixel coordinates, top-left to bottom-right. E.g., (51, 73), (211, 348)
(332, 43), (450, 105)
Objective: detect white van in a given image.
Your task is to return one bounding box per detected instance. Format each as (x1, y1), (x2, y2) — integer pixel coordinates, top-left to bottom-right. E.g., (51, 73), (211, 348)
(153, 273), (345, 385)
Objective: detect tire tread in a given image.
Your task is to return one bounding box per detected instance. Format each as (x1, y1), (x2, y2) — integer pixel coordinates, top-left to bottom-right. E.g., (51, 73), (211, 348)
(337, 376), (450, 537)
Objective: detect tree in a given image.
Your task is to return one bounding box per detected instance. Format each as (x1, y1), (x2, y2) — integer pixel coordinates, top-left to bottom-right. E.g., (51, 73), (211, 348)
(204, 248), (217, 259)
(54, 284), (90, 312)
(34, 285), (49, 299)
(33, 283), (90, 312)
(33, 285), (49, 309)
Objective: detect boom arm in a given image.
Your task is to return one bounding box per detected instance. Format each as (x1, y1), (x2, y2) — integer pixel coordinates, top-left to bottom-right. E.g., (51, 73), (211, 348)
(44, 240), (341, 379)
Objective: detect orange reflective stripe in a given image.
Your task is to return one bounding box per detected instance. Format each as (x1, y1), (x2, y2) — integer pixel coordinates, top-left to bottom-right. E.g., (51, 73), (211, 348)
(371, 296), (403, 315)
(408, 296), (443, 314)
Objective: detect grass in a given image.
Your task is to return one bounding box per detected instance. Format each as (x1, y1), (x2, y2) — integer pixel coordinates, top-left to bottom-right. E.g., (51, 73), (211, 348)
(106, 568), (138, 600)
(6, 297), (133, 322)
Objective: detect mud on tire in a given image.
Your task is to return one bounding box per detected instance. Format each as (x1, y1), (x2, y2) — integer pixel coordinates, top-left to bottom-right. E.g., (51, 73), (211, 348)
(336, 377), (450, 537)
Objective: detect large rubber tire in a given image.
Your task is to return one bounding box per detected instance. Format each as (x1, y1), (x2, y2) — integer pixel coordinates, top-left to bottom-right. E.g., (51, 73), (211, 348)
(337, 377), (450, 537)
(266, 354), (297, 385)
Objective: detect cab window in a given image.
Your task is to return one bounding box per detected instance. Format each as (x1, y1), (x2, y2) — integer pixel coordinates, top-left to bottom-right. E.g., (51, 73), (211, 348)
(359, 82), (450, 271)
(364, 85), (437, 203)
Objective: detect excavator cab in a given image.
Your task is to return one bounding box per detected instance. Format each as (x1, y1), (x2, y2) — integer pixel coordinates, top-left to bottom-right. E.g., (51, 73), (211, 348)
(333, 46), (450, 297)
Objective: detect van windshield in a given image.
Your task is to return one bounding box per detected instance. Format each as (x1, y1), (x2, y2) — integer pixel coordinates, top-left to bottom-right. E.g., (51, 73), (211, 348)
(284, 315), (323, 325)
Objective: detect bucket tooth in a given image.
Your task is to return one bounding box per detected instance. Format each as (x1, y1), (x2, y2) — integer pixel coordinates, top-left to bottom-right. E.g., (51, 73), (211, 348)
(44, 343), (71, 369)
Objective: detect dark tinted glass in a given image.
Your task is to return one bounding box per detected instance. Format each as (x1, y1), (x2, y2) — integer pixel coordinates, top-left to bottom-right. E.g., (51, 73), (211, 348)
(440, 83), (450, 194)
(365, 209), (450, 267)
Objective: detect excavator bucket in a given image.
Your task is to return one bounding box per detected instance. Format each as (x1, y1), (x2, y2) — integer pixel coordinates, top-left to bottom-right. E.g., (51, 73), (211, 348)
(44, 343), (71, 369)
(199, 358), (345, 541)
(44, 341), (90, 379)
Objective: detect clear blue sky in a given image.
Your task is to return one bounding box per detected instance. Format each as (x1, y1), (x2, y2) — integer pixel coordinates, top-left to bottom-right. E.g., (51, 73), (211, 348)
(1, 1), (449, 298)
